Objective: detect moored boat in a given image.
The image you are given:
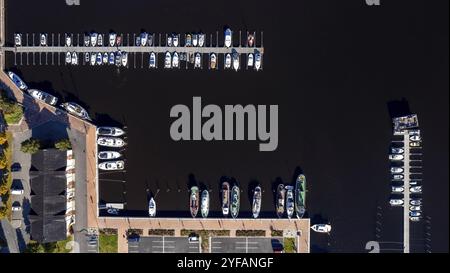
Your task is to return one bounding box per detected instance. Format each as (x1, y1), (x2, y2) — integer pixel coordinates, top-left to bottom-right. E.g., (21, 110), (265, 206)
(14, 33), (22, 46)
(255, 52), (262, 71)
(97, 34), (103, 46)
(192, 34), (198, 47)
(84, 33), (90, 46)
(225, 53), (231, 69)
(90, 52), (96, 66)
(115, 51), (122, 66)
(116, 35), (122, 46)
(232, 52), (240, 71)
(247, 53), (254, 67)
(98, 151), (122, 160)
(103, 52), (108, 64)
(198, 33), (205, 47)
(97, 137), (126, 148)
(61, 102), (91, 120)
(221, 182), (230, 216)
(311, 224), (332, 233)
(149, 52), (156, 68)
(65, 34), (71, 47)
(90, 32), (98, 47)
(210, 53), (217, 69)
(71, 52), (78, 65)
(231, 185), (240, 219)
(252, 186), (262, 218)
(185, 33), (192, 47)
(96, 52), (102, 65)
(108, 52), (115, 65)
(172, 52), (179, 68)
(164, 51), (172, 68)
(148, 197), (156, 217)
(172, 34), (179, 47)
(28, 89), (58, 106)
(84, 52), (90, 63)
(285, 186), (294, 219)
(109, 32), (117, 47)
(7, 71), (27, 90)
(140, 32), (148, 46)
(65, 52), (72, 64)
(40, 33), (47, 46)
(190, 186), (199, 218)
(97, 127), (125, 136)
(135, 36), (141, 46)
(200, 190), (209, 218)
(121, 52), (128, 67)
(276, 184), (285, 218)
(247, 34), (255, 47)
(98, 160), (124, 171)
(194, 52), (201, 68)
(295, 174), (306, 218)
(224, 28), (232, 48)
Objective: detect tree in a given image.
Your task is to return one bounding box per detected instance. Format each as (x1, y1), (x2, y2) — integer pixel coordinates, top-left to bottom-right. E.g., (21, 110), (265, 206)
(0, 182), (8, 195)
(54, 138), (72, 151)
(0, 153), (7, 169)
(0, 132), (7, 145)
(20, 138), (41, 154)
(0, 206), (8, 218)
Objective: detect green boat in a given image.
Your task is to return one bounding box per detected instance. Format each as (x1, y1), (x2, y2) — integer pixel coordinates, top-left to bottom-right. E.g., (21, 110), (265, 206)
(295, 174), (306, 218)
(231, 185), (240, 219)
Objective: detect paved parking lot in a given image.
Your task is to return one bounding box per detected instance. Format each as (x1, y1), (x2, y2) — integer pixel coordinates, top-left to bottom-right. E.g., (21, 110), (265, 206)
(210, 237), (283, 253)
(128, 236), (201, 253)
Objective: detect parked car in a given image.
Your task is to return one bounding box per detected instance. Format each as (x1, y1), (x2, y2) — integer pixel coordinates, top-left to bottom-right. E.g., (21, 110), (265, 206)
(12, 204), (22, 211)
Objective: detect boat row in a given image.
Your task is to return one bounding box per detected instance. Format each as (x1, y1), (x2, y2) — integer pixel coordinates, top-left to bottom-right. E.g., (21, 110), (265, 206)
(64, 51), (128, 67)
(276, 175), (307, 219)
(7, 71), (93, 120)
(14, 28), (257, 48)
(96, 127), (127, 171)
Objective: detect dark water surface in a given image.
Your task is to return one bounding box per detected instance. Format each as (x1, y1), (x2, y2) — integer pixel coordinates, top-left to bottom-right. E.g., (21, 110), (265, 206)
(5, 0), (448, 252)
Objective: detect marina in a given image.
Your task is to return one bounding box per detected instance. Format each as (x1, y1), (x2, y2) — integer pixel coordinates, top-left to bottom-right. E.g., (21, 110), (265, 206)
(6, 30), (264, 70)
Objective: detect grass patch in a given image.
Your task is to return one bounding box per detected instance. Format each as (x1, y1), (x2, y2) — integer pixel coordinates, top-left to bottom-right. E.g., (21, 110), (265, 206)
(25, 236), (74, 253)
(180, 229), (230, 253)
(271, 230), (283, 237)
(283, 238), (296, 253)
(148, 229), (175, 236)
(99, 232), (118, 253)
(236, 230), (266, 237)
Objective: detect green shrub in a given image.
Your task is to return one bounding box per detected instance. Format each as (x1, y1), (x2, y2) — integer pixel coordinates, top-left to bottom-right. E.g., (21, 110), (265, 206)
(54, 138), (72, 151)
(20, 138), (41, 154)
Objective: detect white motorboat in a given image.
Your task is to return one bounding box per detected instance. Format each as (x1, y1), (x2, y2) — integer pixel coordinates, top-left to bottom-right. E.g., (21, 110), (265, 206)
(28, 89), (58, 106)
(149, 52), (156, 68)
(98, 160), (124, 171)
(109, 32), (117, 47)
(115, 51), (122, 66)
(252, 186), (262, 218)
(97, 34), (103, 46)
(65, 52), (72, 64)
(410, 135), (421, 141)
(140, 32), (148, 46)
(210, 53), (217, 69)
(7, 71), (28, 91)
(391, 186), (404, 193)
(410, 186), (422, 193)
(108, 52), (115, 65)
(224, 28), (232, 48)
(409, 205), (421, 211)
(410, 211), (421, 217)
(255, 52), (262, 71)
(84, 52), (90, 63)
(172, 34), (179, 47)
(410, 199), (422, 206)
(84, 34), (90, 46)
(194, 52), (201, 68)
(225, 53), (232, 69)
(192, 34), (198, 47)
(389, 199), (404, 206)
(391, 167), (404, 174)
(102, 52), (108, 64)
(121, 52), (128, 67)
(135, 36), (141, 46)
(148, 197), (156, 217)
(410, 141), (421, 147)
(148, 34), (153, 46)
(389, 154), (404, 161)
(172, 52), (179, 68)
(71, 52), (78, 65)
(164, 52), (172, 68)
(198, 33), (205, 47)
(107, 208), (119, 215)
(96, 52), (102, 65)
(90, 52), (96, 66)
(247, 53), (254, 67)
(61, 102), (91, 120)
(232, 52), (240, 71)
(185, 34), (192, 47)
(286, 186), (294, 219)
(14, 33), (22, 46)
(97, 127), (125, 136)
(392, 174), (404, 180)
(97, 137), (126, 148)
(90, 33), (98, 47)
(98, 151), (122, 160)
(391, 147), (404, 154)
(65, 34), (72, 47)
(201, 190), (209, 218)
(40, 33), (47, 46)
(167, 35), (173, 47)
(311, 224), (332, 233)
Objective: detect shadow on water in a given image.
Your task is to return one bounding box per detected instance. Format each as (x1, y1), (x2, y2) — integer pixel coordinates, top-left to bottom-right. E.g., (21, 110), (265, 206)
(94, 113), (124, 127)
(290, 166), (304, 185)
(271, 177), (283, 208)
(387, 98), (411, 119)
(187, 173), (198, 190)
